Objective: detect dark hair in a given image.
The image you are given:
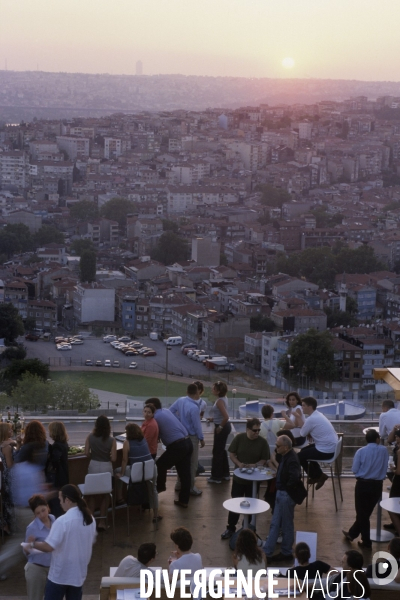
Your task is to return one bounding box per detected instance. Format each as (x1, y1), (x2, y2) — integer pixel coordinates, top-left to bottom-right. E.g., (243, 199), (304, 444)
(302, 396), (317, 411)
(145, 397), (162, 410)
(187, 383), (198, 396)
(144, 403), (156, 415)
(193, 380), (204, 394)
(23, 420), (47, 447)
(294, 542), (310, 565)
(382, 400), (395, 410)
(138, 543), (157, 565)
(234, 529), (262, 565)
(48, 421), (69, 443)
(389, 537), (400, 559)
(276, 429), (295, 445)
(28, 494), (48, 513)
(261, 404), (274, 419)
(93, 415), (111, 441)
(345, 550), (364, 570)
(61, 484), (93, 526)
(125, 423), (144, 441)
(170, 526), (193, 552)
(213, 381), (228, 397)
(365, 429), (380, 443)
(247, 418), (261, 430)
(394, 429), (400, 439)
(285, 392), (301, 408)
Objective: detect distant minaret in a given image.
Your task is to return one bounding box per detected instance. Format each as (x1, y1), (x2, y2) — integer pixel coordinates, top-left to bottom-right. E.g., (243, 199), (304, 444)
(136, 60), (143, 76)
(339, 273), (347, 312)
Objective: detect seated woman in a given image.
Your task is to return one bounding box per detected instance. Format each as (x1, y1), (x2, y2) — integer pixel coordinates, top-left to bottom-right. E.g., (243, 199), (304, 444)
(281, 392), (306, 447)
(233, 529), (265, 575)
(260, 405), (285, 454)
(24, 495), (55, 600)
(168, 527), (202, 579)
(285, 542), (330, 580)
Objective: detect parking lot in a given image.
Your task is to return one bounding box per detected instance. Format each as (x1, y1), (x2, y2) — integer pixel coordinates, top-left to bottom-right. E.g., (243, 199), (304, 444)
(22, 334), (227, 380)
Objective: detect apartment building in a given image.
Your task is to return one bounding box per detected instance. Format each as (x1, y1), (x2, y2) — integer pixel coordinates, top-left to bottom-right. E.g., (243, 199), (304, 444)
(0, 151), (28, 189)
(27, 299), (57, 332)
(56, 136), (90, 159)
(244, 332), (263, 371)
(73, 283), (115, 323)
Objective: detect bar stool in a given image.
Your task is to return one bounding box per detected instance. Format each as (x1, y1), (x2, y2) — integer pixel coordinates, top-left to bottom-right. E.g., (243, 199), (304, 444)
(306, 438), (343, 512)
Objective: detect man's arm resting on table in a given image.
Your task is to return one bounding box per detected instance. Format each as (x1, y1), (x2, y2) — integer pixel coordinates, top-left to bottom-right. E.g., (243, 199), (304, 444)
(229, 453), (246, 469)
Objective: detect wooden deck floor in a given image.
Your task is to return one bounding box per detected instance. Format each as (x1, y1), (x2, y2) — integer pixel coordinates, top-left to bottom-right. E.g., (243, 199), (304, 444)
(0, 474), (390, 598)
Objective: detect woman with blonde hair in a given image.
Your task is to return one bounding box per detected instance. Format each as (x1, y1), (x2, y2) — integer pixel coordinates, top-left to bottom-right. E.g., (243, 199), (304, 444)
(0, 422), (15, 535)
(46, 422), (69, 517)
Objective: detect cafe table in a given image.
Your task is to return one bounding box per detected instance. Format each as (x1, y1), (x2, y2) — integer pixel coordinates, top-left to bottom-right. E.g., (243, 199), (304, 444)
(381, 496), (400, 515)
(223, 497), (270, 530)
(233, 467), (276, 499)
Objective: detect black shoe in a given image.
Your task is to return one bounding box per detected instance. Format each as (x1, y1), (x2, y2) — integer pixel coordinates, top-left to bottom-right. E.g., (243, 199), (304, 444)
(267, 552), (294, 563)
(174, 500), (188, 508)
(221, 529), (234, 540)
(342, 530), (354, 542)
(383, 523), (396, 530)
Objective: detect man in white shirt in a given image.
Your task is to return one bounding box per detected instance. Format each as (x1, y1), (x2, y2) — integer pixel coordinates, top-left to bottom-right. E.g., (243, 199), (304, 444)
(379, 400), (400, 439)
(168, 527), (202, 580)
(114, 543), (157, 577)
(298, 396), (338, 490)
(28, 484), (97, 600)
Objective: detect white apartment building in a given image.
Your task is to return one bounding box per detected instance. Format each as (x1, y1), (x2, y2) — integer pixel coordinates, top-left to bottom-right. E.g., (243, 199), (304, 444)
(228, 142), (268, 172)
(73, 283), (115, 323)
(104, 138), (122, 160)
(29, 141), (59, 159)
(56, 136), (90, 159)
(298, 122), (313, 140)
(0, 151), (28, 189)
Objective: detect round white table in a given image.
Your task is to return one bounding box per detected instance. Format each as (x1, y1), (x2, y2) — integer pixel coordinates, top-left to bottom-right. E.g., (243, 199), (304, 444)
(362, 426), (379, 435)
(370, 491), (394, 543)
(381, 497), (400, 514)
(233, 467), (276, 498)
(223, 497), (270, 530)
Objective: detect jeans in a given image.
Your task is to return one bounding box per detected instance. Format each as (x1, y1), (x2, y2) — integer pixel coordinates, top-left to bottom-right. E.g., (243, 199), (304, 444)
(44, 579), (82, 600)
(156, 437), (193, 504)
(263, 490), (296, 557)
(227, 479), (254, 531)
(211, 422), (231, 480)
(298, 444), (334, 479)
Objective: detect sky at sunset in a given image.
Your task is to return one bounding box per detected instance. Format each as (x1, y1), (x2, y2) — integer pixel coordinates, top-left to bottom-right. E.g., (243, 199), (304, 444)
(1, 0), (399, 80)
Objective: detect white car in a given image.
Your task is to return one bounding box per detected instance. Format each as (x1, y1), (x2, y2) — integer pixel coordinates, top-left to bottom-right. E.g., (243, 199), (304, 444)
(104, 359), (111, 367)
(118, 336), (131, 342)
(103, 335), (117, 343)
(129, 362), (138, 369)
(57, 344), (71, 351)
(70, 340), (83, 345)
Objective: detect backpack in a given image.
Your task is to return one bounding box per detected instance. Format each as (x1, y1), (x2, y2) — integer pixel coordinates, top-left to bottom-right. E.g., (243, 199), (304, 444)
(260, 420), (277, 451)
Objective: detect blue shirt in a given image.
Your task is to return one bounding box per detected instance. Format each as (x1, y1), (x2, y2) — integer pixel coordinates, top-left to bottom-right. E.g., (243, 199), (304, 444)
(352, 442), (388, 480)
(25, 514), (55, 567)
(128, 438), (152, 465)
(169, 396), (204, 440)
(12, 461), (45, 507)
(153, 408), (188, 446)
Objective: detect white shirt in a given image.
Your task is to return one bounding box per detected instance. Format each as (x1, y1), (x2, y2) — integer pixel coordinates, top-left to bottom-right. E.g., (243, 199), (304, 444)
(168, 552), (203, 578)
(115, 556), (147, 578)
(379, 408), (400, 438)
(45, 506), (97, 587)
(300, 410), (338, 453)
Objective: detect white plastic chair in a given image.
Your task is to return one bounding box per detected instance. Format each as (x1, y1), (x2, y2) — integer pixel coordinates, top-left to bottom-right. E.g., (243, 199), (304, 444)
(120, 459), (158, 533)
(78, 472), (115, 544)
(306, 438), (343, 511)
(294, 531), (317, 566)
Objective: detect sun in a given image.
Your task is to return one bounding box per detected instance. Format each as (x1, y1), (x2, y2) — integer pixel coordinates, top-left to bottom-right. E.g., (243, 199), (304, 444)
(282, 57), (295, 69)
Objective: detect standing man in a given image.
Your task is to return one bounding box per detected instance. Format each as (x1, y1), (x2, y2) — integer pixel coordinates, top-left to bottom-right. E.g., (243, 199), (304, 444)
(263, 435), (302, 562)
(27, 484), (97, 600)
(379, 400), (400, 439)
(145, 397), (193, 508)
(298, 396), (338, 490)
(342, 429), (388, 549)
(169, 383), (205, 496)
(221, 418), (271, 540)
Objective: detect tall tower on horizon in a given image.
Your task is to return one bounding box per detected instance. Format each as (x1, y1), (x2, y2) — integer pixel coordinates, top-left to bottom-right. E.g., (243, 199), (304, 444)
(136, 60), (143, 76)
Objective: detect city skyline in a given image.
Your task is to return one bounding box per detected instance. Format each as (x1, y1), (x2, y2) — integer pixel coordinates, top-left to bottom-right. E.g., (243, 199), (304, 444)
(0, 0), (399, 81)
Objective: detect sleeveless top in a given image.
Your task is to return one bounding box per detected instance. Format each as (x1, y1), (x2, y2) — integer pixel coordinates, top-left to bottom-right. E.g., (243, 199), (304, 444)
(128, 438), (152, 465)
(88, 434), (113, 462)
(210, 396), (229, 425)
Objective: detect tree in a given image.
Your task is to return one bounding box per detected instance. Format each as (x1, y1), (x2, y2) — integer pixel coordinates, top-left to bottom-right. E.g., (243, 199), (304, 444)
(0, 231), (20, 258)
(80, 250), (97, 282)
(10, 373), (53, 410)
(33, 225), (64, 246)
(71, 239), (96, 256)
(161, 219), (179, 233)
(2, 346), (27, 362)
(100, 197), (136, 228)
(0, 303), (24, 343)
(257, 184), (291, 208)
(2, 358), (49, 391)
(70, 200), (99, 221)
(334, 245), (385, 275)
(325, 307), (358, 329)
(310, 208), (344, 229)
(52, 378), (99, 412)
(278, 329), (338, 384)
(151, 232), (189, 265)
(250, 315), (275, 333)
(4, 224), (33, 252)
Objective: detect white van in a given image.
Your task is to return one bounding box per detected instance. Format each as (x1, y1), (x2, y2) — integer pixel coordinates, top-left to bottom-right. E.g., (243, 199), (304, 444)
(149, 332), (158, 341)
(163, 336), (183, 346)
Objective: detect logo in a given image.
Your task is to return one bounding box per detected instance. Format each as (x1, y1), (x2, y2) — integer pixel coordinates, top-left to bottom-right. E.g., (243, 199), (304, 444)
(371, 551), (399, 586)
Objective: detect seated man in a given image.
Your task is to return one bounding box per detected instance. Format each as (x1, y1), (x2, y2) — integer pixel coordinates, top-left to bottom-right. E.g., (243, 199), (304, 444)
(260, 404), (285, 453)
(221, 418), (271, 540)
(168, 527), (202, 579)
(114, 543), (157, 577)
(298, 396), (338, 490)
(379, 399), (400, 439)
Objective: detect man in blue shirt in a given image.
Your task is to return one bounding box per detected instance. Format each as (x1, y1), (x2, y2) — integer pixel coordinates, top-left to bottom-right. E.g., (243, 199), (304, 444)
(342, 429), (389, 549)
(145, 397), (193, 508)
(170, 383), (205, 496)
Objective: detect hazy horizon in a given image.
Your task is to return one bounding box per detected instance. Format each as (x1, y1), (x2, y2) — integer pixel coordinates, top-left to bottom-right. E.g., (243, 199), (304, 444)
(1, 1), (399, 81)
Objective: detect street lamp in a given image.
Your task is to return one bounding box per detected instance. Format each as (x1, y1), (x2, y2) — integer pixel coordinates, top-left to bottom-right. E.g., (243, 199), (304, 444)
(232, 388), (237, 414)
(287, 354), (293, 392)
(165, 345), (171, 400)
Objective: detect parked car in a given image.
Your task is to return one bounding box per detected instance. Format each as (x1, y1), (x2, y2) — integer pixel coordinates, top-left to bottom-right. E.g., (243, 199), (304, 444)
(112, 360), (120, 367)
(104, 359), (111, 367)
(95, 360), (102, 367)
(129, 362), (138, 369)
(143, 350), (157, 357)
(124, 349), (137, 356)
(70, 340), (83, 345)
(85, 359), (93, 366)
(57, 344), (71, 351)
(118, 336), (131, 342)
(25, 333), (39, 341)
(103, 335), (117, 343)
(182, 343), (197, 354)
